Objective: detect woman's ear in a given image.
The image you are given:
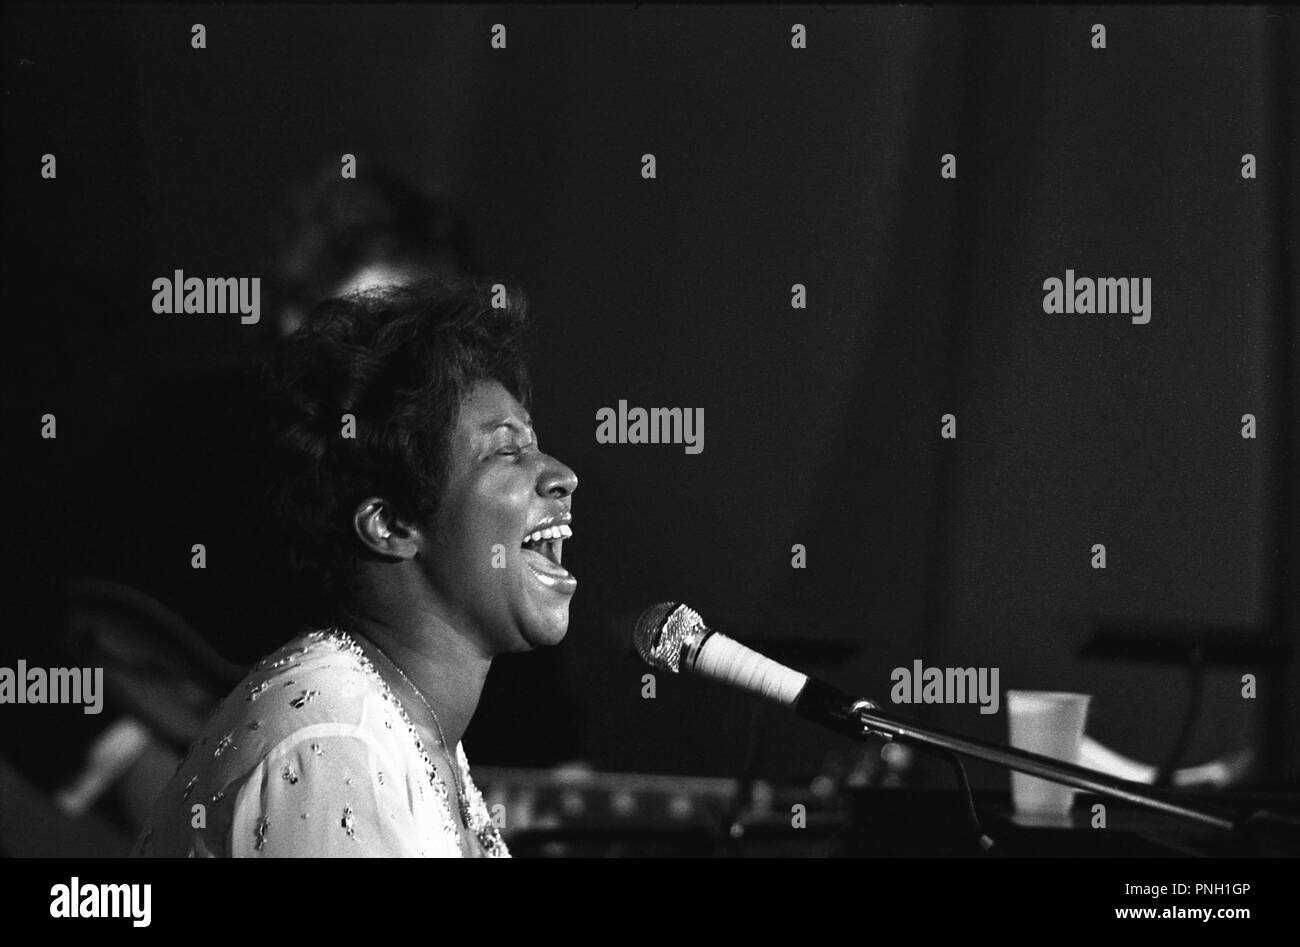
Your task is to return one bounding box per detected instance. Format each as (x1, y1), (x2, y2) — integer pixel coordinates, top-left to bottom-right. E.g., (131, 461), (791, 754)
(353, 497), (422, 559)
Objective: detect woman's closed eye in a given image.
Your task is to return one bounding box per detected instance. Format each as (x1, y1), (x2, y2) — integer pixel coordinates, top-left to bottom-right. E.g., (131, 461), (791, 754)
(483, 420), (538, 461)
(493, 437), (536, 459)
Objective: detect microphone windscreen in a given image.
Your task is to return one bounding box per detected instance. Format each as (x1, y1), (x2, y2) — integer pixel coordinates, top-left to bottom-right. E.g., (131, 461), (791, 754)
(633, 602), (684, 671)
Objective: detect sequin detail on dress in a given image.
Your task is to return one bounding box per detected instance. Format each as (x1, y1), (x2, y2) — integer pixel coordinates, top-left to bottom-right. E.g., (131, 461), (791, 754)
(456, 742), (509, 857)
(254, 816), (269, 852)
(320, 627), (510, 857)
(144, 627), (510, 858)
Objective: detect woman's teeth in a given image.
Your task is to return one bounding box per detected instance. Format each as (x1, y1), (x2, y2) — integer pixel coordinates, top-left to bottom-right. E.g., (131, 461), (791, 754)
(520, 521), (577, 593)
(522, 524), (573, 545)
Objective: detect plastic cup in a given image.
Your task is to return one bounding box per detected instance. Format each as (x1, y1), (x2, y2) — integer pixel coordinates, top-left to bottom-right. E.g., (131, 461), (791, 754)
(1006, 690), (1091, 823)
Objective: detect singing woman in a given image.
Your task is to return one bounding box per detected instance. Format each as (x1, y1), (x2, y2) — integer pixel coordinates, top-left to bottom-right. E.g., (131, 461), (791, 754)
(133, 279), (578, 857)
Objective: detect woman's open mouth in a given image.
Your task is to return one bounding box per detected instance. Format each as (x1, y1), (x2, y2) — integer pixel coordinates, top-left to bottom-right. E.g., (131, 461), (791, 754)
(521, 521), (577, 594)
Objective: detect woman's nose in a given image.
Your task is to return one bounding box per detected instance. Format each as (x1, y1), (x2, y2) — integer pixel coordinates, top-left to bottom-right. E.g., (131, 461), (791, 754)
(537, 454), (578, 499)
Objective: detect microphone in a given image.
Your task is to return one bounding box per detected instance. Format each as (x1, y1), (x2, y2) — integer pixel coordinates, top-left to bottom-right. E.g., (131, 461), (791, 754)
(633, 602), (877, 739)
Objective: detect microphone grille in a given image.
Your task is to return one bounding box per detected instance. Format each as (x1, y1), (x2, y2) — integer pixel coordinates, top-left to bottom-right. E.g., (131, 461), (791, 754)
(633, 602), (706, 673)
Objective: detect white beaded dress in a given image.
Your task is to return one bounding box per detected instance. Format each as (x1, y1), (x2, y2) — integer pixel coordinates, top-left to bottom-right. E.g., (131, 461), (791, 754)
(131, 628), (508, 858)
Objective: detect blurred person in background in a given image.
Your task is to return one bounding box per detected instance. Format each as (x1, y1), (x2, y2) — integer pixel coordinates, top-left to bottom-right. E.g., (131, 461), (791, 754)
(270, 161), (477, 338)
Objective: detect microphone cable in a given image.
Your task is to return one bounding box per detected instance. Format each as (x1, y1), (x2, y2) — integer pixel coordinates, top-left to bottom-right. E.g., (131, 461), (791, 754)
(933, 746), (996, 854)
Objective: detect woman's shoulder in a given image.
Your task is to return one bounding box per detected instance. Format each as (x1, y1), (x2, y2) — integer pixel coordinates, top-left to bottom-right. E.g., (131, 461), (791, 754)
(246, 628), (377, 701)
(205, 628), (396, 757)
(238, 628), (369, 698)
(133, 629), (420, 856)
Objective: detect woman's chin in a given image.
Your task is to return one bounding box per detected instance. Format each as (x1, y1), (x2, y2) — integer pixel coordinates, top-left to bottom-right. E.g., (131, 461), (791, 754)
(520, 607), (571, 649)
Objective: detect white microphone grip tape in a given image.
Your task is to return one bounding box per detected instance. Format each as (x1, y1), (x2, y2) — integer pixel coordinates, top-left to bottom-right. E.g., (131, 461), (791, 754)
(693, 633), (808, 708)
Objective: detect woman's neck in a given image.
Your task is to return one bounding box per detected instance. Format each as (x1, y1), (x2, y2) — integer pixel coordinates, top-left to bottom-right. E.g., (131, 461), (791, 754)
(341, 606), (491, 750)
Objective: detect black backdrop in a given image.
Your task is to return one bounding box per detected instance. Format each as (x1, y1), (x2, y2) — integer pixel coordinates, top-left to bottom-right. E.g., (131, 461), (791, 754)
(4, 4), (1298, 789)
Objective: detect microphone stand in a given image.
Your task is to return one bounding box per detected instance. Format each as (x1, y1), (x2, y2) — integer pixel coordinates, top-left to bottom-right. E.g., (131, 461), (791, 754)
(833, 698), (1242, 833)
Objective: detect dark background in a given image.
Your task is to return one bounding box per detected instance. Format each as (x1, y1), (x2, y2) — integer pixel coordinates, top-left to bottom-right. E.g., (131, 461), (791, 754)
(3, 4), (1297, 797)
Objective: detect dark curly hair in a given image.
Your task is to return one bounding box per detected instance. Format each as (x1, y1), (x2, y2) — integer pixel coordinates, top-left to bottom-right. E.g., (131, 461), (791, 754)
(268, 277), (531, 626)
